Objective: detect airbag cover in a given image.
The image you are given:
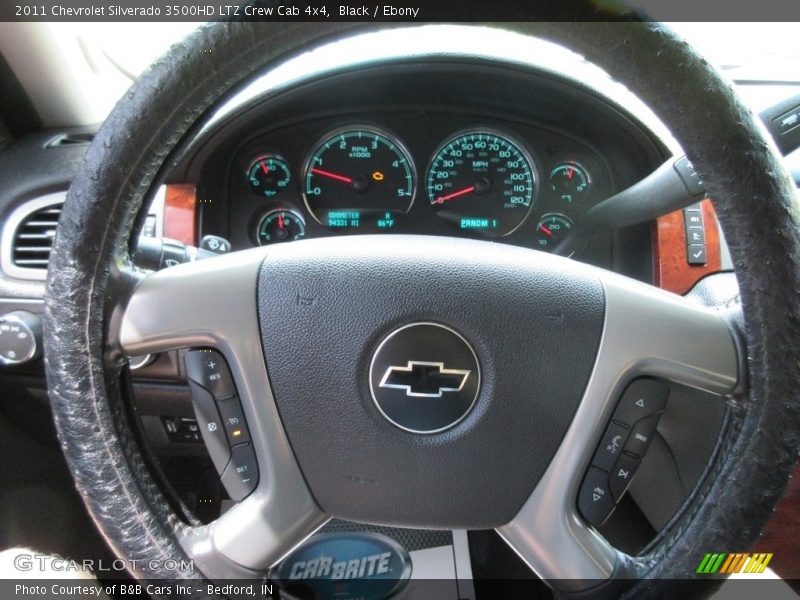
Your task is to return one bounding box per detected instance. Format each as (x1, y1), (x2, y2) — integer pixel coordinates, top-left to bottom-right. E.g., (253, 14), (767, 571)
(258, 235), (604, 527)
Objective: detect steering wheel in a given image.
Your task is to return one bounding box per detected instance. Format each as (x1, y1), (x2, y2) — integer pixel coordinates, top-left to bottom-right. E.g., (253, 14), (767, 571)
(43, 20), (800, 599)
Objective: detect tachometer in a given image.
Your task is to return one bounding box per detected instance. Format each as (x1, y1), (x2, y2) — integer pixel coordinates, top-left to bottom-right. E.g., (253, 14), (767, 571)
(427, 130), (536, 237)
(302, 126), (416, 231)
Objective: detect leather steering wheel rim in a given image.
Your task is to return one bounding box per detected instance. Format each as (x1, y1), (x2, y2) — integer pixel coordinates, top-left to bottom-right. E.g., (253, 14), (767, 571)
(43, 21), (800, 599)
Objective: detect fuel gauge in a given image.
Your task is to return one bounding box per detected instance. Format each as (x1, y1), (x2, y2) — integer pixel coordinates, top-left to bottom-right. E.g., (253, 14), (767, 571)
(535, 213), (573, 252)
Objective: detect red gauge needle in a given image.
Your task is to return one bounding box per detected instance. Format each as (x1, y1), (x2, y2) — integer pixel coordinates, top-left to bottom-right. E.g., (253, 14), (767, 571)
(260, 161), (270, 174)
(311, 168), (353, 184)
(567, 166), (574, 180)
(434, 185), (476, 204)
(277, 214), (285, 230)
(539, 224), (554, 236)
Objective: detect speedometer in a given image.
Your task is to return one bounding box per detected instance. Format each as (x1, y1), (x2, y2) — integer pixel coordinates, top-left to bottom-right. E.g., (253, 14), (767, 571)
(427, 130), (536, 237)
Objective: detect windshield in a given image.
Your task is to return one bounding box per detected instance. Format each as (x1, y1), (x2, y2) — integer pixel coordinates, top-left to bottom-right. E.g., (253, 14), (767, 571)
(668, 22), (800, 83)
(85, 22), (800, 84)
(3, 22), (798, 128)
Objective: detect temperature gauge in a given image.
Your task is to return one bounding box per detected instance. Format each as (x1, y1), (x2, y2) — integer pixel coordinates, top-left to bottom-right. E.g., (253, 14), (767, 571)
(549, 161), (590, 203)
(257, 210), (305, 245)
(247, 155), (292, 198)
(535, 213), (573, 252)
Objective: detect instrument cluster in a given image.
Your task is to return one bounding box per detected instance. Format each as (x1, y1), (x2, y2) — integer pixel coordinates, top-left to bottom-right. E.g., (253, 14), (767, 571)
(219, 115), (613, 255)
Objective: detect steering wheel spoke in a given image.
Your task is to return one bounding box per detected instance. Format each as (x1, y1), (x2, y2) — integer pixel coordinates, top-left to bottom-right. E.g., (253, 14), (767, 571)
(498, 271), (739, 591)
(119, 249), (327, 578)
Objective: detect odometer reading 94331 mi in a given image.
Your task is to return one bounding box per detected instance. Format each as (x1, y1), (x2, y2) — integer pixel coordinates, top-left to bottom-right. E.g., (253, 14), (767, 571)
(302, 126), (416, 231)
(427, 130), (536, 237)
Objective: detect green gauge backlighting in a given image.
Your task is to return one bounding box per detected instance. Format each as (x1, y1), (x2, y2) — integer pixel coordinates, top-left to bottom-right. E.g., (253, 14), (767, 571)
(549, 161), (590, 202)
(536, 213), (573, 252)
(302, 126), (416, 231)
(247, 155), (292, 198)
(257, 209), (305, 245)
(427, 130), (536, 237)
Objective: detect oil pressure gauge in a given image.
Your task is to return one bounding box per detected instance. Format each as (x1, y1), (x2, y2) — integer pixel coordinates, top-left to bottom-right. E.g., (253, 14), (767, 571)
(247, 155), (292, 198)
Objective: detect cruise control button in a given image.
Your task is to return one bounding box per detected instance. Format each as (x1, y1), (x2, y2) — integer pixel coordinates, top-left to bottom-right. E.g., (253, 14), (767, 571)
(578, 467), (615, 527)
(613, 378), (668, 427)
(592, 421), (630, 472)
(221, 443), (259, 501)
(623, 413), (660, 457)
(217, 396), (251, 446)
(609, 453), (641, 501)
(185, 349), (236, 399)
(187, 381), (230, 474)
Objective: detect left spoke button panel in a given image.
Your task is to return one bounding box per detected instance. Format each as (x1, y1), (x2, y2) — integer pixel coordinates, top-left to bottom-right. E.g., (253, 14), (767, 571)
(185, 348), (259, 501)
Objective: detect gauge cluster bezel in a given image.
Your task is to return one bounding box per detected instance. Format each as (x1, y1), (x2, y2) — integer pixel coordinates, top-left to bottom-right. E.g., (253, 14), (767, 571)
(225, 114), (612, 252)
(183, 59), (665, 273)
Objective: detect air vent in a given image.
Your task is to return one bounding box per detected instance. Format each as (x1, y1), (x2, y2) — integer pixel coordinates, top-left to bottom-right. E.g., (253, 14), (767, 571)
(1, 187), (165, 282)
(1, 192), (66, 281)
(12, 203), (62, 269)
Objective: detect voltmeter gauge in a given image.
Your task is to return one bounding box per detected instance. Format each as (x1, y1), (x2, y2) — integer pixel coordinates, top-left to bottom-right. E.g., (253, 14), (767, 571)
(549, 161), (590, 202)
(247, 155), (292, 198)
(535, 213), (573, 252)
(257, 210), (305, 245)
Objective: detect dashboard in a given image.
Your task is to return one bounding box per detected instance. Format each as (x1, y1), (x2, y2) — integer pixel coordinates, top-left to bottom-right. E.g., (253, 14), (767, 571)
(182, 60), (666, 274)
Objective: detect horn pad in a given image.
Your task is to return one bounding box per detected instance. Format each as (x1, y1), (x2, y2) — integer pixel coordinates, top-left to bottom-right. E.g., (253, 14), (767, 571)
(258, 235), (604, 528)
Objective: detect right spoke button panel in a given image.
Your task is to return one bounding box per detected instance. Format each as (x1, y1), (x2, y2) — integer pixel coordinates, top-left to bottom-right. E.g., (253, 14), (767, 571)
(578, 377), (669, 527)
(185, 348), (259, 501)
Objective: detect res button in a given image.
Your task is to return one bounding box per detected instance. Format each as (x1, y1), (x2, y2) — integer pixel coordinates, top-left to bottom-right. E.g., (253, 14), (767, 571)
(185, 349), (236, 399)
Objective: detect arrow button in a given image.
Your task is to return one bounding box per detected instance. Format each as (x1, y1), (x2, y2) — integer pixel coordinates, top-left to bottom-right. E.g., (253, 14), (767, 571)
(578, 467), (615, 527)
(613, 378), (669, 427)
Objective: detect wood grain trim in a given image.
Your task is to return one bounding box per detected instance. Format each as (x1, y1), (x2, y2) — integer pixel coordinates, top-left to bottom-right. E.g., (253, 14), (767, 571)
(653, 199), (721, 295)
(164, 183), (197, 246)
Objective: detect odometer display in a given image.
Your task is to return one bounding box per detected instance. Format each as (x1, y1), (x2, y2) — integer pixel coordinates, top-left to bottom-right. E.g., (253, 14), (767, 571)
(427, 130), (536, 237)
(302, 127), (415, 231)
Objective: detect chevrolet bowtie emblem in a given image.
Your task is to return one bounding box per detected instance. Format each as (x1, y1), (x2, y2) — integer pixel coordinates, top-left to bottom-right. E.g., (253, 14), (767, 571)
(379, 361), (471, 398)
